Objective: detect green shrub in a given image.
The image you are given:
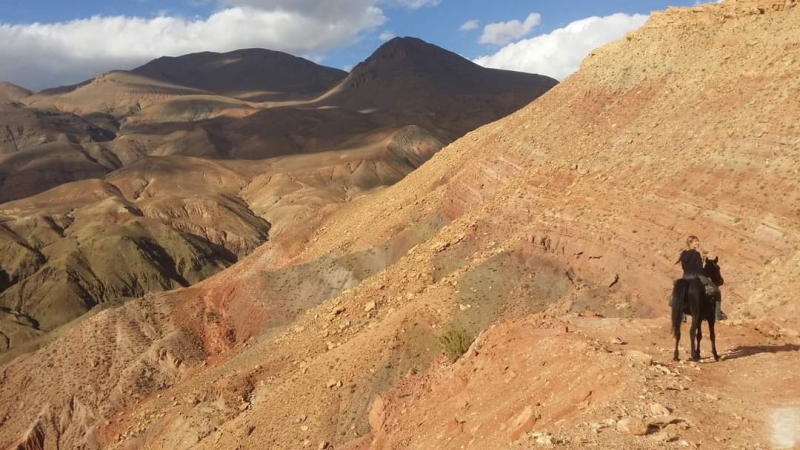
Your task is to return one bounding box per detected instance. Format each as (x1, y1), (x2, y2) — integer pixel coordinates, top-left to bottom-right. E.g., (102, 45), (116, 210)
(438, 328), (475, 363)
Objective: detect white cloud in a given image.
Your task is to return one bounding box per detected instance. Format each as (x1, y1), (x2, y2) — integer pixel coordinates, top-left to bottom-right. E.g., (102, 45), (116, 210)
(479, 13), (541, 46)
(475, 13), (648, 80)
(391, 0), (440, 9)
(379, 30), (396, 41)
(0, 0), (442, 90)
(459, 19), (479, 32)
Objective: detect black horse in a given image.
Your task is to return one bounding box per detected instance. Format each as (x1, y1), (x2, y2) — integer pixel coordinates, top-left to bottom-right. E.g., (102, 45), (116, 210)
(671, 257), (725, 362)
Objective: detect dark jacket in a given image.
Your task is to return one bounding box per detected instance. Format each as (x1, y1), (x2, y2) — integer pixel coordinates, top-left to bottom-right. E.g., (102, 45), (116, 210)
(679, 249), (704, 277)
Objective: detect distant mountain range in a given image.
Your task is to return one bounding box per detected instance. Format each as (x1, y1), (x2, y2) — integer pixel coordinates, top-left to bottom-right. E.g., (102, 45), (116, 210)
(0, 37), (557, 356)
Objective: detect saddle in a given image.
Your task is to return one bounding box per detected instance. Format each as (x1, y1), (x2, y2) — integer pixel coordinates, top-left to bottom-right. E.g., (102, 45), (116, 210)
(672, 278), (716, 296)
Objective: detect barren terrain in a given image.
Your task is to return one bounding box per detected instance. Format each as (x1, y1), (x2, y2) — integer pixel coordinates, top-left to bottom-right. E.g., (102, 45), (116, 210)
(0, 39), (555, 354)
(2, 1), (800, 449)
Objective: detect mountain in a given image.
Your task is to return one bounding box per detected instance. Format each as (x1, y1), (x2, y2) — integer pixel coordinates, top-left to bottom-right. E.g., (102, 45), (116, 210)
(318, 37), (558, 136)
(0, 82), (31, 103)
(132, 48), (348, 102)
(26, 49), (346, 113)
(0, 38), (555, 357)
(1, 2), (799, 450)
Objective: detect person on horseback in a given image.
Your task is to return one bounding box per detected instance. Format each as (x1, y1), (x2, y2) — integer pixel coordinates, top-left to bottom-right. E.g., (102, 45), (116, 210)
(676, 235), (727, 320)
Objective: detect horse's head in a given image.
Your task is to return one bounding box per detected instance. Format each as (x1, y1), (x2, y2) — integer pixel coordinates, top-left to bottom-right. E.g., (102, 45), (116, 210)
(704, 256), (724, 286)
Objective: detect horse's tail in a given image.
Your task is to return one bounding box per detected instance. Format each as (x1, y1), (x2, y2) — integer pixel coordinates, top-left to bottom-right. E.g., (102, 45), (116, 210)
(671, 279), (687, 338)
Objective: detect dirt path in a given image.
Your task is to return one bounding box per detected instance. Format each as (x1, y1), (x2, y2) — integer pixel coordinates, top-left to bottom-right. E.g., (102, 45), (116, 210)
(346, 315), (800, 450)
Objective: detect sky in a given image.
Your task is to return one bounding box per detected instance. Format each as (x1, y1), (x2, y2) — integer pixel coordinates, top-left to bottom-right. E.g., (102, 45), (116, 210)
(0, 0), (714, 91)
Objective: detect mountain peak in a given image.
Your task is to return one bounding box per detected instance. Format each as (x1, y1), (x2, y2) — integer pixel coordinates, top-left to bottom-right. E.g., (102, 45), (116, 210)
(355, 36), (478, 74)
(318, 36), (556, 118)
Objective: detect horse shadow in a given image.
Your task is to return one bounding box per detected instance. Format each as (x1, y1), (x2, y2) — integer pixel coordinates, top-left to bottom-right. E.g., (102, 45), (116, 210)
(722, 344), (800, 361)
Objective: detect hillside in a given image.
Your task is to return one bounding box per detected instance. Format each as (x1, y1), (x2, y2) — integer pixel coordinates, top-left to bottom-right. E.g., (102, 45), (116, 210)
(0, 1), (798, 450)
(0, 39), (554, 355)
(24, 70), (215, 118)
(0, 82), (31, 103)
(132, 49), (348, 102)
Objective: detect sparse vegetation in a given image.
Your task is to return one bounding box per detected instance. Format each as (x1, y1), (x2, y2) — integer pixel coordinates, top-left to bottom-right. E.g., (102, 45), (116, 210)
(438, 327), (475, 363)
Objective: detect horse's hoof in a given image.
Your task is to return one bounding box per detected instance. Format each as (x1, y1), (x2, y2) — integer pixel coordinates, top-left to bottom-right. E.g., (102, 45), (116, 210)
(691, 356), (700, 362)
(714, 354), (720, 362)
(673, 356), (680, 362)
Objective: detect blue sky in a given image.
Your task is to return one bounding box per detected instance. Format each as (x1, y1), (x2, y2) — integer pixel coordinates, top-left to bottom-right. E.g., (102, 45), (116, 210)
(0, 0), (707, 90)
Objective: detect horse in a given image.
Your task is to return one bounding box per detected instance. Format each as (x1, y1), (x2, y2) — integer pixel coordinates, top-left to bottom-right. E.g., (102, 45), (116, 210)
(671, 257), (725, 362)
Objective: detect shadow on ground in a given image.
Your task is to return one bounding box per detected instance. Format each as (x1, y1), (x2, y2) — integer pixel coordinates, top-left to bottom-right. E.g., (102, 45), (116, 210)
(723, 344), (800, 361)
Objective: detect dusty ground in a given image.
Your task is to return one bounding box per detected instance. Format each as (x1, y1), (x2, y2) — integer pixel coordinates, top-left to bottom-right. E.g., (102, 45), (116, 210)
(344, 315), (800, 450)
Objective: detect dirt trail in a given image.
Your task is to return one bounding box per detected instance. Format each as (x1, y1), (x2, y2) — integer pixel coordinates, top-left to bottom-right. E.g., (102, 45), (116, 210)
(346, 315), (800, 450)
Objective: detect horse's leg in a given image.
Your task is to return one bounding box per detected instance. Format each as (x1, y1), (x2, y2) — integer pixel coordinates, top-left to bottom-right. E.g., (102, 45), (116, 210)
(709, 318), (720, 361)
(673, 325), (681, 362)
(689, 315), (700, 362)
(696, 321), (703, 360)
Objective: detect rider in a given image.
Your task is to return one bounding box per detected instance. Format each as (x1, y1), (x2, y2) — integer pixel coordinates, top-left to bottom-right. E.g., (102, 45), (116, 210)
(676, 235), (726, 320)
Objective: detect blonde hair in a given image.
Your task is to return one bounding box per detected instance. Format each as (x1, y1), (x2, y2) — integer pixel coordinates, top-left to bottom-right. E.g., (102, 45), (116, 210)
(686, 235), (699, 248)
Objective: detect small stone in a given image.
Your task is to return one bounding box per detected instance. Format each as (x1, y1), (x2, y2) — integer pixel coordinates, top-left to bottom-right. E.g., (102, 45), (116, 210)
(535, 434), (555, 445)
(650, 403), (672, 416)
(318, 442), (330, 450)
(617, 418), (649, 436)
(326, 379), (338, 388)
(369, 396), (386, 431)
(647, 415), (679, 429)
(300, 425), (309, 432)
(508, 406), (540, 442)
(610, 337), (624, 345)
(705, 393), (719, 401)
(625, 350), (653, 366)
(365, 301), (376, 312)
